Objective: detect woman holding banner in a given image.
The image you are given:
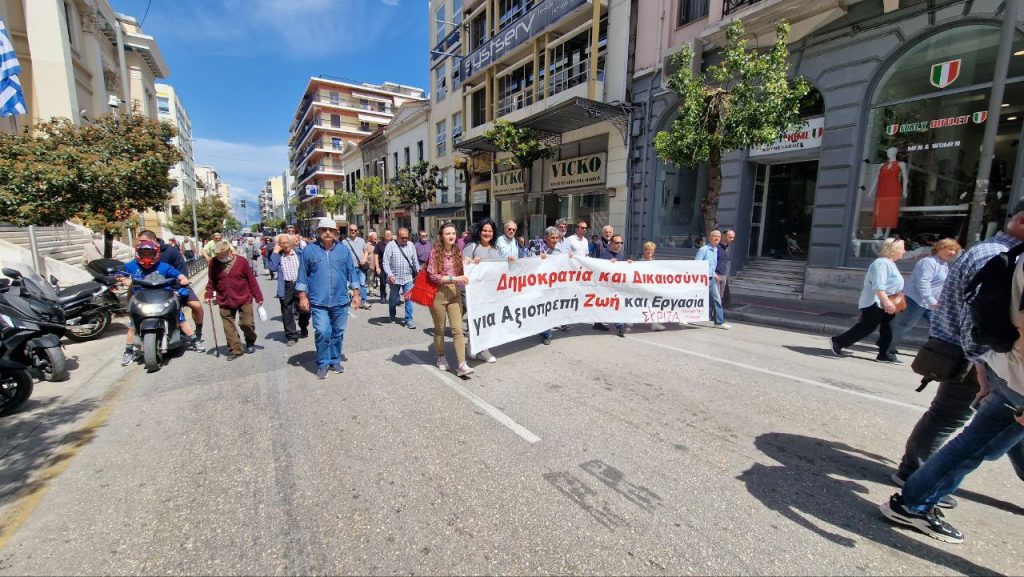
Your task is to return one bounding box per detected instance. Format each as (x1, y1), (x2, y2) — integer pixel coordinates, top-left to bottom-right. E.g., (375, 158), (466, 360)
(462, 218), (509, 364)
(429, 223), (473, 377)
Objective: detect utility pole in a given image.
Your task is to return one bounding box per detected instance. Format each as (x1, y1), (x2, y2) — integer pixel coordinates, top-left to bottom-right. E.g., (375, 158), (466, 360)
(966, 0), (1019, 245)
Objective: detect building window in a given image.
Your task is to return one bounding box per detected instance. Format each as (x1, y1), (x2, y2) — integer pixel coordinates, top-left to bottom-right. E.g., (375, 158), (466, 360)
(436, 120), (447, 158)
(654, 139), (708, 250)
(157, 97), (170, 115)
(393, 152), (399, 176)
(498, 0), (536, 31)
(329, 91), (340, 105)
(435, 3), (446, 44)
(471, 89), (488, 128)
(852, 25), (1024, 258)
(330, 114), (341, 128)
(497, 63), (534, 117)
(404, 147), (411, 167)
(452, 66), (462, 91)
(469, 13), (487, 51)
(452, 112), (463, 145)
(331, 137), (343, 150)
(435, 63), (448, 103)
(453, 0), (463, 24)
(360, 121), (371, 132)
(417, 141), (424, 162)
(677, 0), (709, 26)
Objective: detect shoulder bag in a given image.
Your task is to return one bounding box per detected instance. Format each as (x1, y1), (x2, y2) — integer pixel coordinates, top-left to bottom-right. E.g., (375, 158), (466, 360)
(345, 239), (371, 273)
(911, 337), (970, 392)
(398, 245), (436, 307)
(889, 291), (908, 313)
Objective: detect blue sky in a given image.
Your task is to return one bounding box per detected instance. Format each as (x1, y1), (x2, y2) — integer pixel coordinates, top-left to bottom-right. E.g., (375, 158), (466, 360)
(110, 0), (429, 225)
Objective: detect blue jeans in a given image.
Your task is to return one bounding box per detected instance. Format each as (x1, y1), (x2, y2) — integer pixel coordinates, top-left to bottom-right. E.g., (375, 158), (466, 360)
(889, 296), (930, 353)
(310, 304), (350, 368)
(389, 281), (414, 325)
(354, 269), (368, 303)
(709, 278), (725, 325)
(902, 365), (1024, 512)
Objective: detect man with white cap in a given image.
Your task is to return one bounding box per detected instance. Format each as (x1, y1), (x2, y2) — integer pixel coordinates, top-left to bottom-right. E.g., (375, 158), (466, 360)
(296, 217), (362, 379)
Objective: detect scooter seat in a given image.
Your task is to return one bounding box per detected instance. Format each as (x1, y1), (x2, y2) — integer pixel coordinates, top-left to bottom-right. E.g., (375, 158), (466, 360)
(56, 282), (102, 305)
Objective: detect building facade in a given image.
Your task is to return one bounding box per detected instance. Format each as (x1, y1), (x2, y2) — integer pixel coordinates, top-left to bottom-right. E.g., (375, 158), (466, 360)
(259, 176), (287, 222)
(194, 165), (221, 201)
(156, 83), (195, 236)
(631, 0), (1024, 300)
(384, 100), (431, 232)
(427, 0), (468, 232)
(287, 77), (425, 228)
(448, 0), (634, 244)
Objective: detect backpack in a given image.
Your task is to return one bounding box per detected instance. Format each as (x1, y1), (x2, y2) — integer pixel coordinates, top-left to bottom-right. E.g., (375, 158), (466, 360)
(963, 242), (1024, 353)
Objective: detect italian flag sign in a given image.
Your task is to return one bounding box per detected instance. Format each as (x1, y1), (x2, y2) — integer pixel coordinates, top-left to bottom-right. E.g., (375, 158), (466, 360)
(930, 59), (961, 89)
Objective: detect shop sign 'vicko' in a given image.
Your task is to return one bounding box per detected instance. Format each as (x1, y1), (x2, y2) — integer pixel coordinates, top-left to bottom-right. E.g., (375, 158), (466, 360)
(548, 153), (607, 189)
(493, 169), (525, 195)
(461, 0), (587, 79)
(748, 117), (824, 158)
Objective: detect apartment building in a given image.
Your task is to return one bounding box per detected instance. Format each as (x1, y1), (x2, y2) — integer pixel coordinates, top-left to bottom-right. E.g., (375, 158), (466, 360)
(156, 84), (195, 232)
(630, 0), (1024, 300)
(287, 77), (426, 228)
(259, 176), (287, 222)
(385, 101), (430, 232)
(194, 165), (221, 201)
(436, 0), (633, 241)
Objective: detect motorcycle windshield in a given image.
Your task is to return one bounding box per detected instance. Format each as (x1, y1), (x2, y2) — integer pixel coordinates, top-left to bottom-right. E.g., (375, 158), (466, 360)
(13, 267), (60, 301)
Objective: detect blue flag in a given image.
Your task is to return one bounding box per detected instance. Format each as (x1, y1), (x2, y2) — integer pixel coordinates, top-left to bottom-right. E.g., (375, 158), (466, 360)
(0, 17), (27, 117)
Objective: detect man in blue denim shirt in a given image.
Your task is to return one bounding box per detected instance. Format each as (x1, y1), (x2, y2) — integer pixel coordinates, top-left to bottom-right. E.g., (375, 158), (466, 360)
(297, 218), (362, 380)
(696, 230), (729, 329)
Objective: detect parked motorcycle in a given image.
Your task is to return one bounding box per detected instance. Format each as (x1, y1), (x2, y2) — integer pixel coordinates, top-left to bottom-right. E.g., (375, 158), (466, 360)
(127, 272), (188, 373)
(0, 277), (67, 383)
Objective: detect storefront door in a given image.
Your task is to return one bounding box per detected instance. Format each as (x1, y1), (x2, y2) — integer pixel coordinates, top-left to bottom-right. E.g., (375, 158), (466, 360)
(750, 160), (818, 259)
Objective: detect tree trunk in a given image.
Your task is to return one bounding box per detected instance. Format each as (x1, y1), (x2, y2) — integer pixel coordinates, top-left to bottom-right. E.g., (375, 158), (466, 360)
(103, 230), (113, 259)
(703, 144), (723, 239)
(461, 165), (473, 229)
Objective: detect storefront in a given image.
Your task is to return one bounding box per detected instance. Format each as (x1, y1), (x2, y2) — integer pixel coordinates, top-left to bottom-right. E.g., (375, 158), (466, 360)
(630, 1), (1024, 300)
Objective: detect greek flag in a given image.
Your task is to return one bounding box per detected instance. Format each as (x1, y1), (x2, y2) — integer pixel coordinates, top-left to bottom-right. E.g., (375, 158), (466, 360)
(0, 17), (27, 117)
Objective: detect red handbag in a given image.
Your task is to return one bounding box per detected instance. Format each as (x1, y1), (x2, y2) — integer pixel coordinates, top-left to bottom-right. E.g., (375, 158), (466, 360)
(406, 268), (438, 307)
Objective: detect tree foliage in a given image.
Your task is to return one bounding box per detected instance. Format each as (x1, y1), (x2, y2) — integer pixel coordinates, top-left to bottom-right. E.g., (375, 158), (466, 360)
(0, 112), (182, 229)
(355, 177), (399, 225)
(483, 120), (553, 232)
(170, 196), (232, 240)
(654, 20), (809, 236)
(392, 161), (448, 208)
(321, 187), (361, 220)
(263, 217), (286, 231)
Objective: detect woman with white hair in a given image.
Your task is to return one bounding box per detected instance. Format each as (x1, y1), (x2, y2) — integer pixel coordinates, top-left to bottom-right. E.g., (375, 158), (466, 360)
(829, 238), (906, 363)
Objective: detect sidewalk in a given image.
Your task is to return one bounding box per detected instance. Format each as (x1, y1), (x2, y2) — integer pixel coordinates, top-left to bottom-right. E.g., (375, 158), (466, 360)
(726, 294), (930, 347)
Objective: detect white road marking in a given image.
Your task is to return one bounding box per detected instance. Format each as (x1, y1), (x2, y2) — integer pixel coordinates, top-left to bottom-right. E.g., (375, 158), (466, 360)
(629, 336), (926, 413)
(402, 350), (542, 444)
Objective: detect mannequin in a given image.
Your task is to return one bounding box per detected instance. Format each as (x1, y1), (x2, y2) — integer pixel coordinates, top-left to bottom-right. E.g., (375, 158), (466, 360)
(867, 147), (908, 238)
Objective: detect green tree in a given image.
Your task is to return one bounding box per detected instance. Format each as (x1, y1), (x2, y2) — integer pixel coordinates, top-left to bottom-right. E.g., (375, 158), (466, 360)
(393, 161), (448, 209)
(321, 188), (361, 222)
(655, 20), (809, 236)
(0, 111), (182, 256)
(483, 120), (553, 234)
(355, 177), (399, 228)
(264, 217), (286, 231)
(250, 223), (261, 233)
(170, 196), (233, 241)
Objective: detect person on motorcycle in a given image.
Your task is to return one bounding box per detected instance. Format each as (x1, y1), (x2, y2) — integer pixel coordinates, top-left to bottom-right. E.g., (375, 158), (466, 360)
(139, 230), (205, 347)
(117, 241), (204, 366)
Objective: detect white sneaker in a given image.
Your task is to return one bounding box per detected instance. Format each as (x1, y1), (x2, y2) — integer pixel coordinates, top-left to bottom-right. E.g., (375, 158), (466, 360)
(715, 323), (732, 330)
(476, 349), (497, 363)
(457, 362), (474, 377)
(436, 356), (450, 372)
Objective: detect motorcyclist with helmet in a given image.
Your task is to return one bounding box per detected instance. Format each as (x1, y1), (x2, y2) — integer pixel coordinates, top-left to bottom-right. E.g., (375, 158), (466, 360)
(117, 240), (205, 366)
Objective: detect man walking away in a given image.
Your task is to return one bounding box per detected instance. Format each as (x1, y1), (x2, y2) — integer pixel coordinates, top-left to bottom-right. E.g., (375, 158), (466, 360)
(383, 227), (419, 329)
(297, 218), (362, 379)
(268, 234), (309, 346)
(374, 229), (393, 304)
(343, 224), (372, 309)
(205, 241), (264, 360)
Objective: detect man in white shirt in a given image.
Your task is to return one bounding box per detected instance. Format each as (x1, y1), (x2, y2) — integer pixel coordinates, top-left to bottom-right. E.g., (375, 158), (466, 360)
(496, 220), (519, 260)
(566, 220), (591, 257)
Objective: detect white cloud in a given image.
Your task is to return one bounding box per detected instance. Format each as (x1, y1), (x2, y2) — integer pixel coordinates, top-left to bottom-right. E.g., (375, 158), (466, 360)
(193, 138), (289, 223)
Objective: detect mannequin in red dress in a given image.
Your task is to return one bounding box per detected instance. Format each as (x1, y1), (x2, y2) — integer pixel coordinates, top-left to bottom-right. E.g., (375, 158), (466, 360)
(868, 147), (908, 239)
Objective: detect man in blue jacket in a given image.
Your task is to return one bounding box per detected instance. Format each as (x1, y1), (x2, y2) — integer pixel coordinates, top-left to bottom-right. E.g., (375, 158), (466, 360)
(296, 218), (362, 379)
(140, 230), (205, 344)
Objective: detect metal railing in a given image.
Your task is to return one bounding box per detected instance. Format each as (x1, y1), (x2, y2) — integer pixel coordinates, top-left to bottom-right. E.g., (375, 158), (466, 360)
(497, 84), (537, 117)
(185, 256), (207, 277)
(723, 0), (763, 15)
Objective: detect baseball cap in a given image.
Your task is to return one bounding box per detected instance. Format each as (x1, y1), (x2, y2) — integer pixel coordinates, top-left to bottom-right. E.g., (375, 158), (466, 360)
(316, 217), (336, 230)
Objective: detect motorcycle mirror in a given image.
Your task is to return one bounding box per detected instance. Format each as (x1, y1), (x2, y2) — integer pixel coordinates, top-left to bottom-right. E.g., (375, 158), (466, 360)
(48, 275), (58, 286)
(2, 267), (22, 279)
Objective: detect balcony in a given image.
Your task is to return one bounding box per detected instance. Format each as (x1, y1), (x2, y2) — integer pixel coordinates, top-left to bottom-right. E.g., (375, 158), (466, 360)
(723, 0), (762, 15)
(289, 94), (394, 133)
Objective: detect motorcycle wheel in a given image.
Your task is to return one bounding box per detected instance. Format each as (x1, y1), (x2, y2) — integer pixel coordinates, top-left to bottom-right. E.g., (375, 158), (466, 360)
(0, 368), (33, 416)
(37, 347), (68, 382)
(142, 332), (161, 373)
(64, 307), (112, 342)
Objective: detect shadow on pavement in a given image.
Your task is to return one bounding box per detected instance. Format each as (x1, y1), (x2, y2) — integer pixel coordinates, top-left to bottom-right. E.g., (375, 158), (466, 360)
(286, 351), (319, 374)
(739, 432), (1001, 575)
(0, 394), (102, 526)
(783, 345), (842, 358)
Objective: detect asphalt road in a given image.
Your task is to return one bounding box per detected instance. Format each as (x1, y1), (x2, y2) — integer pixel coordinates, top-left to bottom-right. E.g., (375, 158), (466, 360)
(0, 265), (1021, 575)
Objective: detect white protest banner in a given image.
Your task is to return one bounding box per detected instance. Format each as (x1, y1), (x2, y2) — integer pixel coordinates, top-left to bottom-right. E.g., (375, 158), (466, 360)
(464, 255), (709, 354)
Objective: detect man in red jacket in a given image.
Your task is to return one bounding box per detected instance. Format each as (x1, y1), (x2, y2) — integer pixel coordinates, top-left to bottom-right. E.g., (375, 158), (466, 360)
(204, 240), (265, 360)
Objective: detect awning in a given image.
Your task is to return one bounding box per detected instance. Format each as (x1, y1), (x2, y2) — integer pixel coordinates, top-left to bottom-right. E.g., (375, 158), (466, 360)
(457, 97), (628, 154)
(419, 205), (466, 217)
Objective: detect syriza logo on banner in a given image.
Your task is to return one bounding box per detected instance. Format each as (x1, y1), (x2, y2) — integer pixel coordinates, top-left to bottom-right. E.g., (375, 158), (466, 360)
(463, 255), (710, 354)
(930, 59), (961, 89)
